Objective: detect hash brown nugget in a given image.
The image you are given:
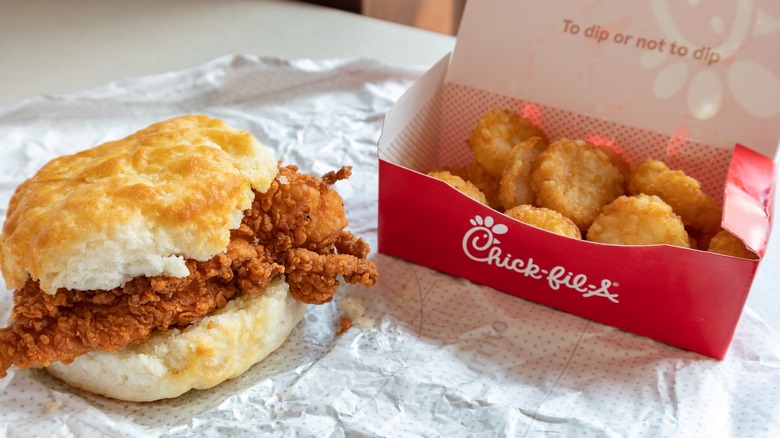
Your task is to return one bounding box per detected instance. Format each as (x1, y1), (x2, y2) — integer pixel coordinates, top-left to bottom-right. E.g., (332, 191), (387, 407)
(505, 204), (581, 239)
(427, 170), (488, 205)
(586, 194), (691, 247)
(530, 138), (624, 231)
(433, 163), (500, 208)
(498, 137), (547, 210)
(468, 108), (548, 177)
(627, 159), (722, 236)
(593, 143), (631, 181)
(447, 160), (502, 209)
(707, 229), (758, 259)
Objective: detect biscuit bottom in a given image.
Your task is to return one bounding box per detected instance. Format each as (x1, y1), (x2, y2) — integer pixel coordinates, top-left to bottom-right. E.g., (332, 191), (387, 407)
(46, 278), (306, 402)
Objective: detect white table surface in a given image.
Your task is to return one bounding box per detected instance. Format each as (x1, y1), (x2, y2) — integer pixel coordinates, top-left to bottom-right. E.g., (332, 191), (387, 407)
(0, 0), (455, 105)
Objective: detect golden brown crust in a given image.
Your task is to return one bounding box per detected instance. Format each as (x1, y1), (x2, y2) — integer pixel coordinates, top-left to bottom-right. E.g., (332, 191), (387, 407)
(0, 115), (278, 294)
(707, 229), (758, 259)
(593, 144), (631, 181)
(427, 170), (489, 205)
(468, 108), (548, 177)
(442, 161), (502, 209)
(498, 137), (547, 210)
(586, 194), (691, 247)
(245, 165), (379, 304)
(504, 204), (581, 239)
(627, 159), (722, 236)
(530, 138), (624, 231)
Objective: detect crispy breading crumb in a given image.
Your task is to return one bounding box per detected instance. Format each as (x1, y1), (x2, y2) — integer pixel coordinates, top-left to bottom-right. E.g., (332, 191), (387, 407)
(341, 296), (365, 318)
(336, 317), (352, 335)
(340, 297), (376, 328)
(396, 287), (416, 302)
(43, 400), (63, 414)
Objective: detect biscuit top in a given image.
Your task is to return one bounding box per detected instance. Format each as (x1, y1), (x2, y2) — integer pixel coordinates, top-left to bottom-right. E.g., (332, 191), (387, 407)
(0, 115), (278, 294)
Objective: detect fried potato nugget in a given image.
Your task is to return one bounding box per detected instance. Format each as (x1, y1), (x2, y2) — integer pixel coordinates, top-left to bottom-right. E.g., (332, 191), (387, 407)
(498, 137), (547, 210)
(427, 170), (488, 205)
(628, 159), (722, 237)
(445, 161), (502, 209)
(468, 108), (548, 177)
(594, 144), (631, 181)
(505, 204), (581, 239)
(707, 229), (758, 259)
(464, 160), (502, 208)
(530, 139), (624, 231)
(586, 194), (690, 247)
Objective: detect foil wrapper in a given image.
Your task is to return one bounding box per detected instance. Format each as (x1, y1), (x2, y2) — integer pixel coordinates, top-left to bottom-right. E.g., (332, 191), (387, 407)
(0, 55), (778, 437)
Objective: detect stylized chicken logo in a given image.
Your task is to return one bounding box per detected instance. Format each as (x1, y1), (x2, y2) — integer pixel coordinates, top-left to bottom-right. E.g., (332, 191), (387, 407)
(463, 215), (508, 255)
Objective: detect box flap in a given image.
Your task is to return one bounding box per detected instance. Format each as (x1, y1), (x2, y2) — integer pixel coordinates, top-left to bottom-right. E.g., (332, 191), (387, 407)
(448, 0), (780, 158)
(378, 54), (449, 171)
(723, 144), (776, 256)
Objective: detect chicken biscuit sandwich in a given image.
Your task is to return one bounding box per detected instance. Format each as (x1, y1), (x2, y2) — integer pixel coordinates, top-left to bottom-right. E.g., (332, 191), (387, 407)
(0, 115), (377, 401)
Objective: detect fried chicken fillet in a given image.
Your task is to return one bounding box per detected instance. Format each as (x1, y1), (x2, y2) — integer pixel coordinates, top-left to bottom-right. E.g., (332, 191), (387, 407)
(0, 164), (377, 378)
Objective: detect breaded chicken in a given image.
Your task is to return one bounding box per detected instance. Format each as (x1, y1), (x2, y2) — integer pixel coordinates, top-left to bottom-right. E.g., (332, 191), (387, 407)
(0, 165), (377, 377)
(246, 165), (378, 304)
(0, 233), (282, 375)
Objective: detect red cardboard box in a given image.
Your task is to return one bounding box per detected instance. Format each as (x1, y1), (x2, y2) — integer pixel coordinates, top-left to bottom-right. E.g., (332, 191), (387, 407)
(377, 0), (778, 359)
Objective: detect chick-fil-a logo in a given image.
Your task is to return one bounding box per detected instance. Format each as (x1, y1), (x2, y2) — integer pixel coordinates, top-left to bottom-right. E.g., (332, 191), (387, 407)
(462, 215), (619, 303)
